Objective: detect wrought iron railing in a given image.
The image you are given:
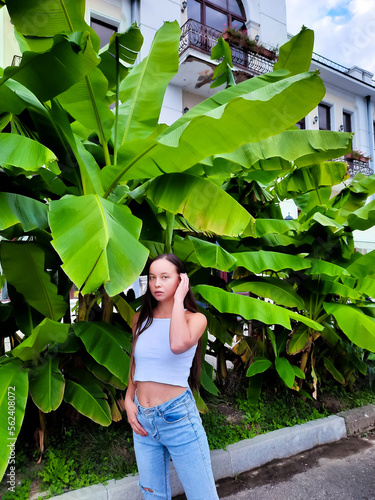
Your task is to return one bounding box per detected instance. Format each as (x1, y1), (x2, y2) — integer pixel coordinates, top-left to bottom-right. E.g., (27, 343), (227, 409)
(335, 156), (374, 177)
(312, 51), (375, 87)
(346, 158), (374, 177)
(312, 52), (350, 74)
(180, 19), (276, 76)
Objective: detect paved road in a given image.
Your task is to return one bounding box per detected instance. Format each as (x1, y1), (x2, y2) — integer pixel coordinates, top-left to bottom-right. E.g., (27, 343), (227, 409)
(217, 433), (375, 500)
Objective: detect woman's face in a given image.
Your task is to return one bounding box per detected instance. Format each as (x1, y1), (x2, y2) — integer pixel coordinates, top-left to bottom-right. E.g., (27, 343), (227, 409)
(148, 259), (180, 302)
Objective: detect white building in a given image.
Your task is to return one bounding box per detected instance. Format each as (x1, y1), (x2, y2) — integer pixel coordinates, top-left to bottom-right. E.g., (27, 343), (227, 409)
(1, 0), (375, 250)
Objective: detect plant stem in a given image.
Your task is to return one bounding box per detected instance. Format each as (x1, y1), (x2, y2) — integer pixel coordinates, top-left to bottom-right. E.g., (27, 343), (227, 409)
(103, 142), (158, 198)
(113, 36), (120, 165)
(84, 75), (111, 166)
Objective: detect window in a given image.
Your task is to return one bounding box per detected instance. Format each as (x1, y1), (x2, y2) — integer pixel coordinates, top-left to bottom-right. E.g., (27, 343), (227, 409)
(90, 17), (118, 48)
(188, 0), (246, 31)
(318, 103), (331, 131)
(296, 118), (306, 130)
(343, 111), (352, 132)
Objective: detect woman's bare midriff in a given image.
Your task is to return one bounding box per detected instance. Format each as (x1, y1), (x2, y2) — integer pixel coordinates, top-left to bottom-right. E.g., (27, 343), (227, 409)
(135, 381), (187, 407)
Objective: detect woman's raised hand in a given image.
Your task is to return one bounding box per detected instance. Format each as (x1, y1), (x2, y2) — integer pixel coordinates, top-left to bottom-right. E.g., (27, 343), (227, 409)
(174, 273), (189, 303)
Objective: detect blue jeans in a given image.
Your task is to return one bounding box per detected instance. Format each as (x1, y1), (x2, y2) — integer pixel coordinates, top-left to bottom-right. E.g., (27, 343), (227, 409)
(133, 388), (219, 499)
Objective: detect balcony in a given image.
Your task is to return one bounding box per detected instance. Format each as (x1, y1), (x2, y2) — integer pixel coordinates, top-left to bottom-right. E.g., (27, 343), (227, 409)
(345, 158), (373, 177)
(179, 19), (277, 85)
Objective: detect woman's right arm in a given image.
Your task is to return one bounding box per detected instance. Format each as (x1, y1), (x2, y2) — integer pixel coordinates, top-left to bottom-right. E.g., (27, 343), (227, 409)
(124, 312), (148, 436)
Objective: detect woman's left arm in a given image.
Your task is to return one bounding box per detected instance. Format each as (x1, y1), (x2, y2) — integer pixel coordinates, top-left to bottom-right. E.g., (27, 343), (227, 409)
(169, 273), (207, 354)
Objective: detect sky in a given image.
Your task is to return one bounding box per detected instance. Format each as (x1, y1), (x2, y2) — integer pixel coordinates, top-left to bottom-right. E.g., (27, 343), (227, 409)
(285, 0), (375, 75)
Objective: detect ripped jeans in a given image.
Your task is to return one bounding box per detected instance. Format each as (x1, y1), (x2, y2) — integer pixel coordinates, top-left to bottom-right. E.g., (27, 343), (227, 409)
(133, 388), (219, 500)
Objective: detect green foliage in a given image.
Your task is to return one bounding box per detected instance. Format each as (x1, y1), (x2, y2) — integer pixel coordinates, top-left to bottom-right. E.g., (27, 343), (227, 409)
(237, 385), (329, 434)
(2, 479), (31, 500)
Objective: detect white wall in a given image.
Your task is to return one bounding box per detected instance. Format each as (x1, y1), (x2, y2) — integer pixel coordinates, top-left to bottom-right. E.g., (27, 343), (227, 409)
(258, 0), (287, 47)
(160, 84), (183, 125)
(0, 8), (21, 67)
(139, 0), (181, 57)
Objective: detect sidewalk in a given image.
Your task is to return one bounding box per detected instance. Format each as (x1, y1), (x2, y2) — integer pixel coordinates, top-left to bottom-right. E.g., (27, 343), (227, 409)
(35, 404), (375, 500)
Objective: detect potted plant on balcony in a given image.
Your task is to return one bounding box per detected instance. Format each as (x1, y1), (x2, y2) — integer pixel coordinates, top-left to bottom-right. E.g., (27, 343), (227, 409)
(253, 44), (277, 60)
(222, 27), (277, 60)
(222, 26), (249, 48)
(345, 149), (371, 162)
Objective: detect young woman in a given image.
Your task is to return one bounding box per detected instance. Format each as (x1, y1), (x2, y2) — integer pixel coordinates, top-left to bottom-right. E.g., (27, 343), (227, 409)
(124, 253), (219, 499)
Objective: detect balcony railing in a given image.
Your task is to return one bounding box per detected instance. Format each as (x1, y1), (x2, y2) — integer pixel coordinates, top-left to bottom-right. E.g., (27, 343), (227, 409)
(346, 158), (373, 177)
(180, 19), (276, 76)
(335, 156), (373, 177)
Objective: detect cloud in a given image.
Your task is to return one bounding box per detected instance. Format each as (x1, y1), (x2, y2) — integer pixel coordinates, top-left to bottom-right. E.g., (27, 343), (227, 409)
(286, 0), (375, 74)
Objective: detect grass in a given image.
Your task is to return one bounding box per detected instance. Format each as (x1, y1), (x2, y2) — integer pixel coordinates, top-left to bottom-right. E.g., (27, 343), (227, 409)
(202, 383), (330, 450)
(2, 382), (375, 499)
(1, 418), (137, 500)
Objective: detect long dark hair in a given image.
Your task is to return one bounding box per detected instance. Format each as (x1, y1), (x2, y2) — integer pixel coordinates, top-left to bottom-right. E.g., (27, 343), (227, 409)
(130, 253), (202, 391)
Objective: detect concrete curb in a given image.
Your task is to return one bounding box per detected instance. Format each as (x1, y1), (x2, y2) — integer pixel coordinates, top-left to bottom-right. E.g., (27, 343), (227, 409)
(338, 404), (375, 435)
(37, 404), (375, 500)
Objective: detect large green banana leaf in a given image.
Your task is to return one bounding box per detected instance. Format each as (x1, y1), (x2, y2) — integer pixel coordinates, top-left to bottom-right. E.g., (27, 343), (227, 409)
(210, 36), (235, 88)
(2, 32), (100, 102)
(186, 236), (237, 271)
(117, 21), (180, 145)
(200, 360), (219, 395)
(275, 357), (296, 388)
(205, 130), (351, 172)
(0, 80), (29, 114)
(259, 233), (311, 248)
(64, 379), (112, 426)
(73, 322), (131, 384)
(194, 285), (322, 331)
(345, 198), (375, 231)
(287, 327), (311, 355)
(233, 250), (309, 273)
(0, 193), (48, 232)
(147, 174), (253, 237)
(343, 250), (375, 278)
(255, 219), (299, 237)
(323, 357), (345, 385)
(10, 319), (70, 361)
(276, 162), (348, 199)
(301, 212), (344, 234)
(247, 358), (273, 376)
(230, 277), (305, 309)
(84, 355), (127, 390)
(5, 0), (100, 51)
(99, 25), (144, 90)
(57, 67), (115, 143)
(200, 308), (233, 345)
(0, 358), (28, 481)
(0, 242), (68, 321)
(294, 187), (332, 214)
(324, 302), (375, 352)
(274, 26), (314, 75)
(304, 279), (362, 300)
(49, 194), (149, 296)
(0, 134), (58, 173)
(354, 277), (375, 298)
(305, 259), (350, 277)
(73, 137), (104, 196)
(29, 356), (65, 412)
(172, 235), (200, 265)
(112, 295), (135, 328)
(102, 70), (325, 190)
(166, 69), (290, 135)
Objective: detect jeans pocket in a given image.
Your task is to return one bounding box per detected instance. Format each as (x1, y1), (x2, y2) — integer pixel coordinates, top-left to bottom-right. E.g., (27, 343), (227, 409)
(162, 402), (189, 424)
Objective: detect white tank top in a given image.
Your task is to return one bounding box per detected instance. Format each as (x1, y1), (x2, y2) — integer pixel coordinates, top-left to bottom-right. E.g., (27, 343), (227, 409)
(134, 318), (197, 387)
